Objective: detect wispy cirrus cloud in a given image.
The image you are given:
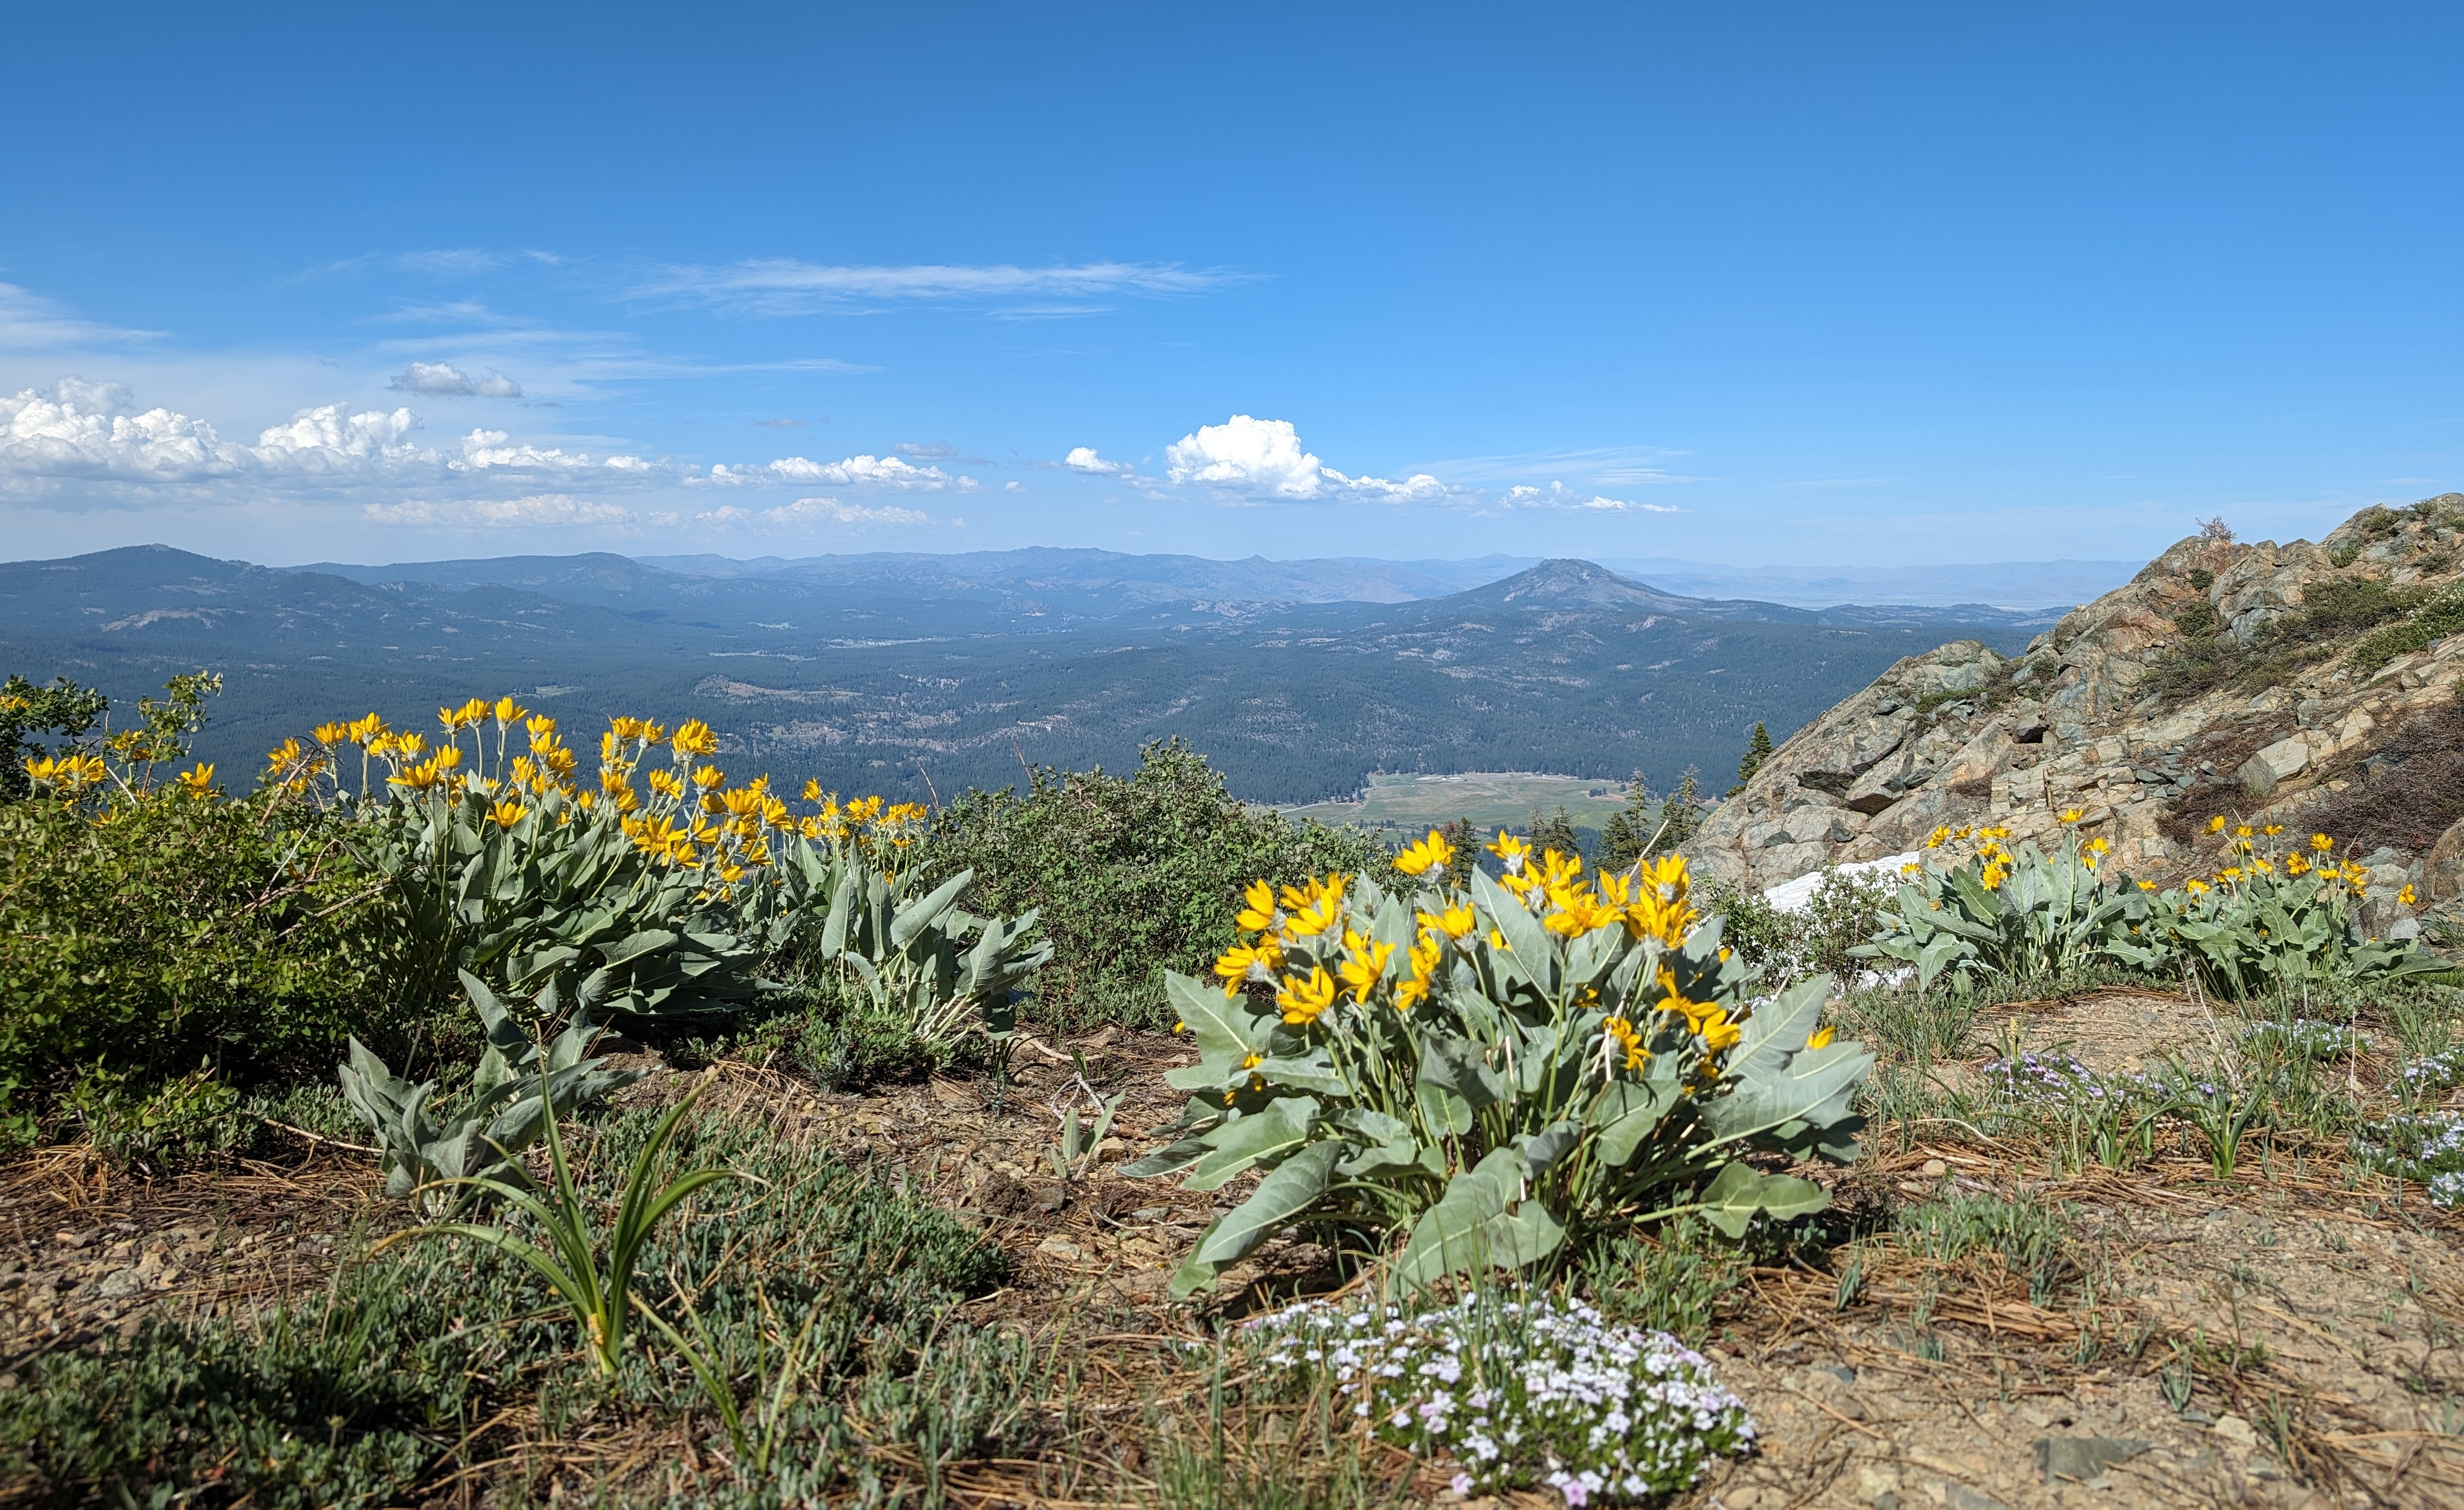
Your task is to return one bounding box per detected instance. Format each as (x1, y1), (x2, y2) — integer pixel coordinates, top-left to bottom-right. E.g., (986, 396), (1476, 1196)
(1412, 444), (1701, 489)
(628, 259), (1254, 316)
(302, 248), (566, 280)
(0, 283), (163, 350)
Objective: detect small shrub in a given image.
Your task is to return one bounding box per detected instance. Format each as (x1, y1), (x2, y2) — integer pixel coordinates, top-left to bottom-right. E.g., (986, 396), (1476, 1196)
(745, 978), (956, 1090)
(0, 787), (402, 1133)
(1244, 1291), (1757, 1503)
(917, 739), (1382, 1031)
(66, 1065), (247, 1172)
(2352, 590), (2464, 672)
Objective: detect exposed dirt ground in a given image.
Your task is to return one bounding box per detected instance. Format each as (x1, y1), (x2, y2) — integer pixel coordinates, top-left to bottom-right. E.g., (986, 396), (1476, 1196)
(5, 988), (2461, 1508)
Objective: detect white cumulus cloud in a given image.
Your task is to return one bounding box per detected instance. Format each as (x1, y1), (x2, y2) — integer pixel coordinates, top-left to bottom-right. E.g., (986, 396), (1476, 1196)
(1160, 416), (1475, 506)
(702, 453), (972, 490)
(1165, 416), (1326, 498)
(365, 493), (631, 529)
(1063, 446), (1135, 477)
(1, 378), (427, 490)
(388, 361), (522, 398)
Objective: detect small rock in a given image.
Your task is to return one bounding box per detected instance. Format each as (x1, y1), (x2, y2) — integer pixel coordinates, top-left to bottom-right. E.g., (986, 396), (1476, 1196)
(1725, 1488), (1762, 1508)
(1128, 1206), (1169, 1222)
(2214, 1415), (2259, 1447)
(1922, 1158), (1948, 1177)
(2035, 1436), (2149, 1483)
(1945, 1486), (2005, 1510)
(94, 1267), (146, 1300)
(1034, 1236), (1083, 1263)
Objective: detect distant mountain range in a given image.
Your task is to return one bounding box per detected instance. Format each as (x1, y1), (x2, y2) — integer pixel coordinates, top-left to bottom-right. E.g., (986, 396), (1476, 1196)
(2, 545), (2052, 806)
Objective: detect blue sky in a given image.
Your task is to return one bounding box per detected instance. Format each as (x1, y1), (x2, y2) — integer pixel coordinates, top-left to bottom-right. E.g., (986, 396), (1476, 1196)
(3, 2), (2459, 568)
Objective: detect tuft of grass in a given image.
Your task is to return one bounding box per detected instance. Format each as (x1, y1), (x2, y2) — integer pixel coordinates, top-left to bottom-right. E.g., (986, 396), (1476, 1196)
(1898, 1190), (2078, 1307)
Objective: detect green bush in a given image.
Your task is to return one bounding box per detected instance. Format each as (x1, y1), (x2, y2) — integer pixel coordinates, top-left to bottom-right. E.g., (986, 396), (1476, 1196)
(917, 739), (1383, 1030)
(0, 1104), (1024, 1506)
(0, 790), (405, 1135)
(2352, 588), (2464, 672)
(743, 975), (960, 1089)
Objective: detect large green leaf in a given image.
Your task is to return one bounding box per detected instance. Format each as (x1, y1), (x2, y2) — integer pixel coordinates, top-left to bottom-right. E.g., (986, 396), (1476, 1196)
(1721, 972), (1830, 1083)
(1693, 1160), (1829, 1238)
(1390, 1146), (1565, 1290)
(1591, 1075), (1681, 1167)
(1163, 970), (1272, 1090)
(1184, 1096), (1319, 1192)
(1417, 1033), (1507, 1113)
(1704, 1042), (1872, 1148)
(1192, 1141), (1342, 1268)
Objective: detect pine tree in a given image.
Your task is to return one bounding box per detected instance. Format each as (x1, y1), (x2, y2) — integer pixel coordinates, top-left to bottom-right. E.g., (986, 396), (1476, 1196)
(1440, 815), (1478, 888)
(1597, 773), (1653, 872)
(1531, 805), (1584, 865)
(1728, 722), (1774, 797)
(1651, 768), (1705, 854)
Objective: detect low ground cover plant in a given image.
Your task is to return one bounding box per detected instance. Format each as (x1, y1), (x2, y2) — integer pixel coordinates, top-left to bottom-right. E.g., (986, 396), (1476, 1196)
(0, 1102), (1027, 1506)
(1245, 1290), (1758, 1503)
(1129, 830), (1870, 1294)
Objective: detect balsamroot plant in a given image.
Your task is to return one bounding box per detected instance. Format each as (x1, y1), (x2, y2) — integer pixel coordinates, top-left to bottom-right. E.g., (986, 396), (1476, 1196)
(269, 700), (1048, 1041)
(2148, 821), (2450, 998)
(1857, 813), (2165, 993)
(339, 970), (646, 1215)
(1128, 830), (1872, 1295)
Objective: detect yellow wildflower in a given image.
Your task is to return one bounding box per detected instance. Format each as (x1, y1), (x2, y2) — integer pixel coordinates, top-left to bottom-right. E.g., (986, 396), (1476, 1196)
(1336, 934), (1395, 1003)
(1486, 830), (1530, 873)
(487, 800), (527, 829)
(691, 763), (724, 789)
(2209, 815), (2227, 833)
(1276, 966), (1338, 1026)
(1603, 1015), (1649, 1072)
(1213, 939), (1284, 995)
(2185, 878), (2210, 896)
(2398, 883), (2418, 907)
(2310, 833), (2334, 852)
(1236, 879), (1281, 934)
(672, 719), (720, 757)
(2262, 823), (2283, 836)
(1394, 827), (1455, 878)
(1419, 903), (1477, 940)
(173, 763), (216, 799)
(1695, 1006), (1743, 1053)
(1806, 1024), (1835, 1050)
(2059, 808), (2083, 824)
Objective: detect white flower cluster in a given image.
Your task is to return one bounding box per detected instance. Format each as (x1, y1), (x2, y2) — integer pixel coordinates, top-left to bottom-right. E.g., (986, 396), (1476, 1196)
(2237, 1018), (2369, 1061)
(2352, 1112), (2464, 1210)
(2400, 1046), (2464, 1095)
(1244, 1292), (1756, 1505)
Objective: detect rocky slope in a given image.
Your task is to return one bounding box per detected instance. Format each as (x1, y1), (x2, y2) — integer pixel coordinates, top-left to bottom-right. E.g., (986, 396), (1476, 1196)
(1688, 495), (2464, 939)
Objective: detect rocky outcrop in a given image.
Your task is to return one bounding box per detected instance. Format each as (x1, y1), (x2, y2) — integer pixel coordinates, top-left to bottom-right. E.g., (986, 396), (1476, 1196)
(1687, 496), (2464, 938)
